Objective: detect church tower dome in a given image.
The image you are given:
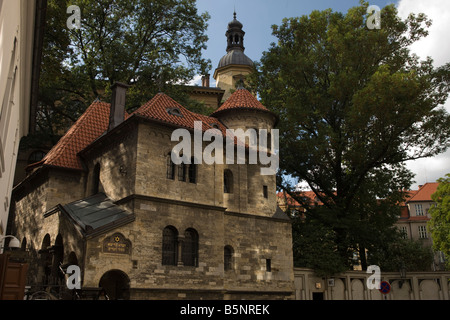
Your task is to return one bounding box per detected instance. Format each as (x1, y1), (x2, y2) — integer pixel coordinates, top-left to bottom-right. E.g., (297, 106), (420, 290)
(213, 12), (254, 101)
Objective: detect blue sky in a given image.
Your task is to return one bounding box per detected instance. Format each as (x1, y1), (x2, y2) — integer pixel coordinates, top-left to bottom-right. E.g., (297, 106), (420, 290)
(195, 0), (397, 78)
(194, 0), (450, 189)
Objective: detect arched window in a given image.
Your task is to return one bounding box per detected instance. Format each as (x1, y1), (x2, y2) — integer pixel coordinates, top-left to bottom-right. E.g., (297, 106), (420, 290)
(182, 228), (198, 267)
(224, 246), (234, 271)
(188, 157), (197, 183)
(166, 153), (175, 180)
(224, 169), (233, 193)
(162, 226), (178, 265)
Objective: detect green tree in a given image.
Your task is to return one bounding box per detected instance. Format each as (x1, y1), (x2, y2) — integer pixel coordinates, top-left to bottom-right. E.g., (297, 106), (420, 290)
(429, 173), (450, 269)
(251, 2), (450, 274)
(37, 0), (211, 140)
(368, 237), (434, 272)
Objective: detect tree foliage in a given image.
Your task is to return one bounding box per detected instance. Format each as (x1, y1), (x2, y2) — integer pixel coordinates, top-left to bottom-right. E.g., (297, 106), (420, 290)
(37, 0), (211, 140)
(250, 2), (450, 274)
(429, 173), (450, 269)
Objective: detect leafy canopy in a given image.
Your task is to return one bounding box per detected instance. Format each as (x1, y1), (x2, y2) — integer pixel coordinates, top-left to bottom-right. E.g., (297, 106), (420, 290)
(429, 174), (450, 269)
(37, 0), (211, 140)
(251, 2), (450, 274)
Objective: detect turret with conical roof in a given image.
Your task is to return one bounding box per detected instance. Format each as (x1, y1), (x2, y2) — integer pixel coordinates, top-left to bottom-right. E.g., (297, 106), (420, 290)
(214, 12), (254, 101)
(211, 86), (277, 132)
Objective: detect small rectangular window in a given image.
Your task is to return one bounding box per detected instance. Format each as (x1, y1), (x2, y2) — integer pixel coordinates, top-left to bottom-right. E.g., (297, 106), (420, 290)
(263, 186), (268, 198)
(266, 259), (271, 272)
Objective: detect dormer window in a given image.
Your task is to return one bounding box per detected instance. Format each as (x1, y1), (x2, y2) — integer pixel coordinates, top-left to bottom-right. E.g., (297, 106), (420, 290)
(167, 107), (183, 117)
(211, 123), (220, 129)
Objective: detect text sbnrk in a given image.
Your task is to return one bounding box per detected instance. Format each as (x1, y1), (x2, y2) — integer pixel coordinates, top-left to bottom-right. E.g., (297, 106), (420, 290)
(171, 121), (279, 176)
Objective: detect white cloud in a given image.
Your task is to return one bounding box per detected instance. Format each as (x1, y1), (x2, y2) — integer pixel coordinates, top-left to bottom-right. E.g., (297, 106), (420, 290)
(397, 0), (450, 67)
(187, 74), (203, 86)
(397, 0), (450, 188)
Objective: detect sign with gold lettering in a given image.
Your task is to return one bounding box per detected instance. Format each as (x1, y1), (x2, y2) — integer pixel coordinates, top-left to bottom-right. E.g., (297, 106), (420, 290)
(103, 233), (131, 254)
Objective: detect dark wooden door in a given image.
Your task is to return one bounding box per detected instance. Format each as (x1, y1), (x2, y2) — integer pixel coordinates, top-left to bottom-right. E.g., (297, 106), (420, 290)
(0, 253), (28, 300)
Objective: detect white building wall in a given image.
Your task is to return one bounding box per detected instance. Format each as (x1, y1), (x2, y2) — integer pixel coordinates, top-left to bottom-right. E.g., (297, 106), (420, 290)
(0, 0), (35, 249)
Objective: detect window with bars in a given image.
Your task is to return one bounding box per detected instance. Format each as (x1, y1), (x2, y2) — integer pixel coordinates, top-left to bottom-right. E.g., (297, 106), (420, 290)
(162, 226), (178, 265)
(182, 228), (198, 267)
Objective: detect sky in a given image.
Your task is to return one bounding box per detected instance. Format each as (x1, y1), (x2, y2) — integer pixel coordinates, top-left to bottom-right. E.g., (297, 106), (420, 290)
(194, 0), (450, 190)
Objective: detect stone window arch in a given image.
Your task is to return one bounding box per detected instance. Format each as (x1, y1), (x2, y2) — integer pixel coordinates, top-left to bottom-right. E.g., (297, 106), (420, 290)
(162, 226), (178, 265)
(182, 228), (198, 267)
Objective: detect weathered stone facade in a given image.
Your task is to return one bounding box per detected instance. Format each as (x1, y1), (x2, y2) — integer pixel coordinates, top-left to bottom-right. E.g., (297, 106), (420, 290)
(10, 86), (294, 300)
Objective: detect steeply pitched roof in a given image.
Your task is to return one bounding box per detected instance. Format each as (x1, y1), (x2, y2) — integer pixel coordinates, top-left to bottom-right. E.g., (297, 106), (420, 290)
(28, 100), (128, 171)
(407, 183), (439, 202)
(26, 93), (235, 173)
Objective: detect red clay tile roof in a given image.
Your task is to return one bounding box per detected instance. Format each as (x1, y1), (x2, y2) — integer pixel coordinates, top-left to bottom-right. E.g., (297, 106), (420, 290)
(28, 92), (242, 172)
(407, 183), (439, 202)
(133, 92), (226, 133)
(28, 100), (128, 171)
(210, 88), (274, 117)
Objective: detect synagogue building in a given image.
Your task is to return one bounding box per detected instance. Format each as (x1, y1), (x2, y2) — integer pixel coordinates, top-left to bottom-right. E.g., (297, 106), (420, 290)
(9, 13), (295, 300)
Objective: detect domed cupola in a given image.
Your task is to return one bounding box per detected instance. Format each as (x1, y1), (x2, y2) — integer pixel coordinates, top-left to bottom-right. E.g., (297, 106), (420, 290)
(226, 11), (245, 52)
(213, 12), (254, 101)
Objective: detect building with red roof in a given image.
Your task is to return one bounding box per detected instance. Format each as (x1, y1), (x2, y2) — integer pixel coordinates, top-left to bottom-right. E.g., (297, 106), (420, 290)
(10, 78), (293, 299)
(396, 183), (439, 245)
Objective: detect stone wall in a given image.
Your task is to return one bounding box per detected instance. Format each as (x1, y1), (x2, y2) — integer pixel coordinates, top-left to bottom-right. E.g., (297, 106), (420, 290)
(12, 168), (85, 284)
(81, 195), (294, 300)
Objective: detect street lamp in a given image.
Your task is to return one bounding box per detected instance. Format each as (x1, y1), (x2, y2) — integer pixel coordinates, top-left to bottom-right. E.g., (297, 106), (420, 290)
(0, 235), (20, 251)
